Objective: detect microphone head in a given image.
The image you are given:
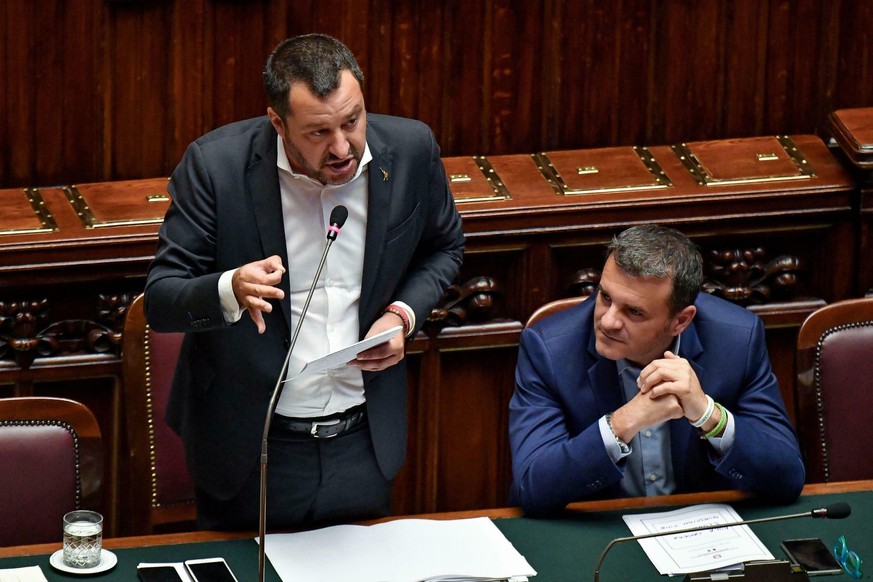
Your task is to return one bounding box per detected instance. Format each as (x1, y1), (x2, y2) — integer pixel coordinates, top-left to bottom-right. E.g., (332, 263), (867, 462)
(326, 205), (348, 241)
(330, 205), (349, 228)
(824, 502), (851, 519)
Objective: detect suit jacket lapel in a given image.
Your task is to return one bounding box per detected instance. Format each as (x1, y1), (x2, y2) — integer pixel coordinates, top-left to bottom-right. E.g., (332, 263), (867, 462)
(246, 121), (292, 331)
(360, 128), (393, 334)
(586, 331), (625, 413)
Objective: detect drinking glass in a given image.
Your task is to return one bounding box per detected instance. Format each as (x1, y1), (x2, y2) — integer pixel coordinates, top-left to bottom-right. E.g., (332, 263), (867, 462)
(62, 510), (103, 568)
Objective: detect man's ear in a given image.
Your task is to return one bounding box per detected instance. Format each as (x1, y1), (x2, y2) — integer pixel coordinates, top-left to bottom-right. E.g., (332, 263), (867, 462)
(267, 107), (285, 137)
(671, 305), (697, 335)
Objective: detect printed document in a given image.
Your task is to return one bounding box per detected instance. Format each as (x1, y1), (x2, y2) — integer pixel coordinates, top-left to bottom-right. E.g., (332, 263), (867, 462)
(622, 503), (774, 575)
(284, 325), (402, 382)
(260, 516), (536, 581)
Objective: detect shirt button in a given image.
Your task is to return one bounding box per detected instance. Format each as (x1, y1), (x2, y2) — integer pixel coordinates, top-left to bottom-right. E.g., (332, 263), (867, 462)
(648, 473), (658, 482)
(644, 430), (652, 438)
(327, 279), (334, 286)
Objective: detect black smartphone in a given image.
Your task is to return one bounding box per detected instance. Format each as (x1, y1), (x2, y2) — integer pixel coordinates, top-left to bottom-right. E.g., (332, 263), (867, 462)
(136, 563), (188, 582)
(184, 558), (239, 582)
(780, 538), (844, 576)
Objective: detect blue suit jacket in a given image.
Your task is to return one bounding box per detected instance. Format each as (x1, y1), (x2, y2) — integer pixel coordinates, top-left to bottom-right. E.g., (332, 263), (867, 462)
(509, 292), (805, 516)
(144, 114), (464, 499)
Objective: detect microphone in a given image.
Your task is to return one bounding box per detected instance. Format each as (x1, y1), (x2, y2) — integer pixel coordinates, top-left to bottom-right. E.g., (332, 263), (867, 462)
(257, 205), (348, 582)
(593, 502), (851, 582)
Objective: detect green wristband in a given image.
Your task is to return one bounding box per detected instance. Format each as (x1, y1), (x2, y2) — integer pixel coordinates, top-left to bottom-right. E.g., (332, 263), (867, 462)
(701, 403), (728, 439)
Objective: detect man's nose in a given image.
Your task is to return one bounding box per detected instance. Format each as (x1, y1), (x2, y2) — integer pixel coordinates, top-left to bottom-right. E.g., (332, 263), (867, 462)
(328, 130), (350, 158)
(600, 305), (622, 330)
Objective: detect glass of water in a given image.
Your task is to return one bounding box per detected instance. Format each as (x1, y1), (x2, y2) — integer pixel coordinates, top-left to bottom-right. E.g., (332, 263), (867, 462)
(62, 510), (103, 568)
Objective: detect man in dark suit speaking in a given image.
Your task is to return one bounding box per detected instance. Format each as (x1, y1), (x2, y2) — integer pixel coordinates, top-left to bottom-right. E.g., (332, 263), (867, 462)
(145, 34), (464, 530)
(509, 225), (804, 516)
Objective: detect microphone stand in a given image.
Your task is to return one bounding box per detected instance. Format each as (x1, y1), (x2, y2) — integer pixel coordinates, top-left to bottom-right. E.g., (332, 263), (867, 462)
(593, 507), (842, 582)
(258, 213), (344, 582)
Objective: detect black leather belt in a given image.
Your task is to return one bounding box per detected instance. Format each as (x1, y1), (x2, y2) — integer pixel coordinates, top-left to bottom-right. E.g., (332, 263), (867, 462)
(272, 404), (366, 439)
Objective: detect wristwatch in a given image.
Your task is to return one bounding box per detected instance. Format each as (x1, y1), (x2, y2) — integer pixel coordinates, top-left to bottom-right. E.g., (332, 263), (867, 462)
(605, 413), (631, 454)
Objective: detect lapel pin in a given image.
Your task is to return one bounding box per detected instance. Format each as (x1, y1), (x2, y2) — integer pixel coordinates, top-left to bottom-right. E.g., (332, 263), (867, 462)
(380, 167), (389, 182)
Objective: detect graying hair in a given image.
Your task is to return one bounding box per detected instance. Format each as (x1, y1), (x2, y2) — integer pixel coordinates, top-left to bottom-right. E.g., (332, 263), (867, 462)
(264, 34), (365, 120)
(606, 225), (702, 313)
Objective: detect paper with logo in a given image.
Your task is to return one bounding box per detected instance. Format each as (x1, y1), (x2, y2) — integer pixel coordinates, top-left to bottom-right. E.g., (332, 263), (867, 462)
(622, 503), (774, 575)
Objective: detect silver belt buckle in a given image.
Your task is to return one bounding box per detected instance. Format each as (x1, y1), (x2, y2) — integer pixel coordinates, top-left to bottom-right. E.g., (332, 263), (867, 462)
(310, 418), (341, 438)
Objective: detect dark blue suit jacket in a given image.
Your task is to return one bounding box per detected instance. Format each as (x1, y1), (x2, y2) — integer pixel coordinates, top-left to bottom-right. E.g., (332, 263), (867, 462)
(144, 114), (464, 500)
(509, 292), (805, 516)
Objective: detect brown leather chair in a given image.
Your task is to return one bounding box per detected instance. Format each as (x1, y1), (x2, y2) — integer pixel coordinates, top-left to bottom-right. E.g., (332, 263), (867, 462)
(121, 293), (196, 534)
(0, 397), (103, 546)
(526, 296), (589, 328)
(796, 297), (873, 483)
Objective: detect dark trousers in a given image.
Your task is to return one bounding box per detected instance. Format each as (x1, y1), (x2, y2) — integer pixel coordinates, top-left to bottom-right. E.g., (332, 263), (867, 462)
(196, 419), (392, 531)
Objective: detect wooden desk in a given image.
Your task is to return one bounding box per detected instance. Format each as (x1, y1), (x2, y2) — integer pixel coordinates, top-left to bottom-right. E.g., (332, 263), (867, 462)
(2, 480), (869, 557)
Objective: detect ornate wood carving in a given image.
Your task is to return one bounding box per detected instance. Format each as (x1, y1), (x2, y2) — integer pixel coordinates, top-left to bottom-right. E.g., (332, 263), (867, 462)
(0, 294), (134, 369)
(427, 276), (503, 329)
(703, 248), (803, 305)
(567, 268), (601, 298)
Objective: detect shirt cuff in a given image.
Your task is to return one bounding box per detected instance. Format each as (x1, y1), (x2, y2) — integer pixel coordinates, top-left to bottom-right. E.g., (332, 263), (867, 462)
(599, 415), (632, 463)
(218, 269), (244, 323)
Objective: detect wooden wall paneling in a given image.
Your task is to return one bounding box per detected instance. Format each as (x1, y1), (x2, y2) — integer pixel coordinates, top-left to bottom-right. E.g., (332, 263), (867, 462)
(391, 347), (428, 517)
(835, 1), (873, 110)
(210, 2), (270, 128)
(109, 2), (173, 180)
(434, 340), (517, 512)
(382, 0), (419, 121)
(4, 0), (873, 189)
(400, 1), (445, 143)
(762, 0), (791, 133)
(863, 187), (873, 296)
(435, 0), (487, 155)
(0, 3), (7, 183)
(169, 0), (209, 168)
(43, 0), (103, 188)
(789, 1), (836, 134)
(722, 0), (770, 137)
(616, 0), (658, 147)
(658, 2), (724, 144)
(488, 0), (542, 155)
(3, 1), (37, 186)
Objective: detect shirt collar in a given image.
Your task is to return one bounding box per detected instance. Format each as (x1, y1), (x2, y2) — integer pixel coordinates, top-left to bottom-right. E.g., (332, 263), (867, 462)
(617, 333), (682, 376)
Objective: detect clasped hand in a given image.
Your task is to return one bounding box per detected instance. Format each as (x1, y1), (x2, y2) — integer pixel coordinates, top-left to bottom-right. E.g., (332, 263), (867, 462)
(611, 351), (709, 443)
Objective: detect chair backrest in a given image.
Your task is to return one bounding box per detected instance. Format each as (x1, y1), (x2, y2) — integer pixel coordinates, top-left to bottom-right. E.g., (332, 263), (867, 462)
(796, 297), (873, 483)
(121, 293), (196, 534)
(525, 296), (589, 328)
(0, 397), (103, 546)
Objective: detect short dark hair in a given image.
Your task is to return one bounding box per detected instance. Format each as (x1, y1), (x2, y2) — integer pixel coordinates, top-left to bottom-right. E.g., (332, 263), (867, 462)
(264, 34), (365, 120)
(605, 225), (702, 314)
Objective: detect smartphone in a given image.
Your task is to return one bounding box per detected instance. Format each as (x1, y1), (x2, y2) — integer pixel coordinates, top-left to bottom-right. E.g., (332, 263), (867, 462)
(780, 538), (844, 576)
(184, 558), (239, 582)
(137, 563), (189, 582)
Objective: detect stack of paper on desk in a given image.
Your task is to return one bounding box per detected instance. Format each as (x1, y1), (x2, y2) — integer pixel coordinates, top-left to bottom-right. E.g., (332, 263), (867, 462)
(260, 517), (536, 582)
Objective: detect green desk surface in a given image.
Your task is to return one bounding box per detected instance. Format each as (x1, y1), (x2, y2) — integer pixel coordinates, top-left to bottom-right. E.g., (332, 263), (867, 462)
(2, 489), (870, 581)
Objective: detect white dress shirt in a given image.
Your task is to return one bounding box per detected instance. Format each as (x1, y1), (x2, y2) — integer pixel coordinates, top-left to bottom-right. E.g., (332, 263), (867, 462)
(219, 136), (373, 417)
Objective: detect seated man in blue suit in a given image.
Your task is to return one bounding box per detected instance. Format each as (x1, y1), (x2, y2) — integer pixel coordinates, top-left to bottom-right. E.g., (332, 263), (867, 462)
(509, 225), (805, 516)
